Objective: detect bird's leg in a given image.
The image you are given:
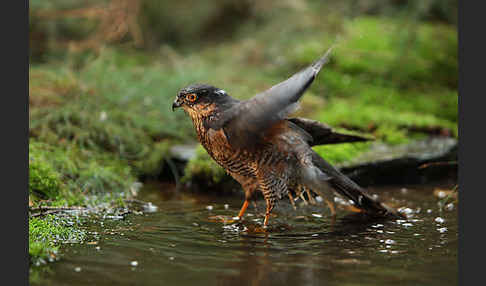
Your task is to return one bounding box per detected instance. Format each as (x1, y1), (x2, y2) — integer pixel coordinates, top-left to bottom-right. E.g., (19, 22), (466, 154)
(252, 200), (259, 213)
(299, 193), (309, 205)
(207, 199), (250, 224)
(263, 210), (271, 227)
(305, 187), (317, 205)
(325, 199), (336, 219)
(323, 199), (336, 227)
(237, 200), (250, 220)
(263, 199), (274, 227)
(296, 185), (309, 205)
(287, 192), (297, 210)
(294, 185), (303, 197)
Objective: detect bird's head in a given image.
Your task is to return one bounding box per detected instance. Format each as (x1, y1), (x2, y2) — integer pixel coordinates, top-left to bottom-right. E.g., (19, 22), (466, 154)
(172, 83), (233, 119)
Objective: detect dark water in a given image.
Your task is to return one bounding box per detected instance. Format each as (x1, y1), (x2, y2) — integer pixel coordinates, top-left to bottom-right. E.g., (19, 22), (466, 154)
(34, 182), (458, 286)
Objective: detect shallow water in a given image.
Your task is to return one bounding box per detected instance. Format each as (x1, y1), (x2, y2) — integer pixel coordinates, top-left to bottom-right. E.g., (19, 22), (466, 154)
(34, 181), (458, 286)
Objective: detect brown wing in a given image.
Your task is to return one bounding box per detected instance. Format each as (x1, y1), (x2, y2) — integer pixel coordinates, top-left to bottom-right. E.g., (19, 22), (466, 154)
(287, 118), (373, 146)
(206, 47), (334, 150)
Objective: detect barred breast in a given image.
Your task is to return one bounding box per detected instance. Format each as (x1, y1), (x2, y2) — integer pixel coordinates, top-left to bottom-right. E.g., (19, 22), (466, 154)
(200, 125), (257, 178)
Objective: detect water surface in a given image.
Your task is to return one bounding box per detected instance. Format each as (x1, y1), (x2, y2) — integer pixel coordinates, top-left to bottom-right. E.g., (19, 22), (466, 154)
(35, 182), (458, 286)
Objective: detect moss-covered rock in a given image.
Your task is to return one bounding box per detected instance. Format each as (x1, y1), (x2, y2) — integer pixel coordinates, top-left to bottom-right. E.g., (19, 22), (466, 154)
(29, 140), (136, 207)
(29, 215), (86, 266)
(181, 145), (226, 186)
(29, 155), (62, 200)
(313, 142), (372, 166)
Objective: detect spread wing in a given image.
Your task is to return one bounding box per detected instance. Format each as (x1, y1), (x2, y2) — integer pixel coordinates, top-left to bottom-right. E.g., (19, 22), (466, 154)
(207, 47), (334, 149)
(288, 118), (373, 146)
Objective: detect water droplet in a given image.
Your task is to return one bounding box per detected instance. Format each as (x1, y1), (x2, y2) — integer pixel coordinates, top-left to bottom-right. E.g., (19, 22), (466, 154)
(311, 213), (322, 218)
(399, 208), (413, 215)
(130, 261), (138, 267)
(385, 239), (396, 245)
(334, 197), (346, 204)
(143, 202), (158, 213)
(435, 217), (445, 223)
(437, 227), (448, 233)
(445, 203), (454, 211)
(437, 191), (447, 198)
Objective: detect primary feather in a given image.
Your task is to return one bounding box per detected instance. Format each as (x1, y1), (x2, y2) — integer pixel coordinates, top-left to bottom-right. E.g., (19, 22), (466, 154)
(207, 47), (334, 149)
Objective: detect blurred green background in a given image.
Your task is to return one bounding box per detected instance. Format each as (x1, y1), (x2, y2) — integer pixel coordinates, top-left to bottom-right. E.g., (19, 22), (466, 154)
(29, 0), (457, 208)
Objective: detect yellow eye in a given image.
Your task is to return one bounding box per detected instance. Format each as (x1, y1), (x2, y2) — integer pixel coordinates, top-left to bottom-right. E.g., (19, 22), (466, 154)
(186, 93), (197, 102)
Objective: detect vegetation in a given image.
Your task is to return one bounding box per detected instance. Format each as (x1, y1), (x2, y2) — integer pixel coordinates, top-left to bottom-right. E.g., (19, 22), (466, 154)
(29, 0), (457, 269)
(29, 215), (86, 266)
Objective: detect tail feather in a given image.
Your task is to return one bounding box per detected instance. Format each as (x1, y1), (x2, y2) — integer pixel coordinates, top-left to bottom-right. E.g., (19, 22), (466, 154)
(311, 151), (404, 219)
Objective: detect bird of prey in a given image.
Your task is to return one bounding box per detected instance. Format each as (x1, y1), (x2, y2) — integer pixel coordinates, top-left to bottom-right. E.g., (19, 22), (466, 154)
(172, 47), (403, 227)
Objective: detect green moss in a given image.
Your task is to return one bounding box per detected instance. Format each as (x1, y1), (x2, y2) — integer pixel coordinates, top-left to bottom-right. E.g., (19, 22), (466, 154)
(373, 125), (409, 145)
(29, 215), (86, 266)
(30, 49), (198, 163)
(29, 140), (135, 208)
(313, 142), (372, 165)
(250, 16), (457, 148)
(29, 155), (62, 200)
(181, 145), (226, 184)
(316, 98), (456, 142)
(29, 50), (202, 187)
(134, 141), (171, 177)
(289, 17), (457, 89)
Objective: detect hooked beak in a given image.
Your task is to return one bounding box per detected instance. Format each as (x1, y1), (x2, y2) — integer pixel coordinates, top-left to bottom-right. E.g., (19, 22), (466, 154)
(172, 99), (182, 111)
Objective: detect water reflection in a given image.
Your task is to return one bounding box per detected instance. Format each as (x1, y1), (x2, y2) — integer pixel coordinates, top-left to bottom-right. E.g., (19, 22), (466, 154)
(215, 213), (395, 286)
